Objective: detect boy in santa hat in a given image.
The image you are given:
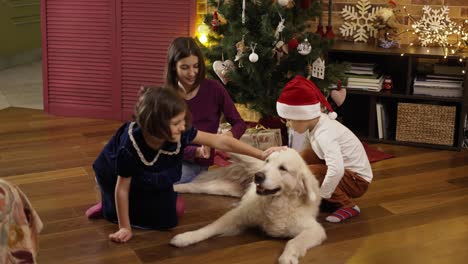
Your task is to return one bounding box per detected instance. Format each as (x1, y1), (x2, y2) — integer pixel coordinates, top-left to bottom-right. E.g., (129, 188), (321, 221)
(276, 75), (373, 223)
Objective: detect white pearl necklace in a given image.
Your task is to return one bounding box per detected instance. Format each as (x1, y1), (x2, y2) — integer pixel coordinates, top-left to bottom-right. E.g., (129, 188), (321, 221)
(128, 122), (181, 166)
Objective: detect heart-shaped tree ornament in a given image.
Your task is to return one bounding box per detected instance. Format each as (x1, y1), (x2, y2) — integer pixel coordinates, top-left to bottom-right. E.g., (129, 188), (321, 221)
(330, 88), (346, 107)
(213, 60), (234, 85)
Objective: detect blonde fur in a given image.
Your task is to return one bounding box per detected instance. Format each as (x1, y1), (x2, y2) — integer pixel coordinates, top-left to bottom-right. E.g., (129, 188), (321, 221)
(172, 148), (326, 264)
(174, 152), (263, 197)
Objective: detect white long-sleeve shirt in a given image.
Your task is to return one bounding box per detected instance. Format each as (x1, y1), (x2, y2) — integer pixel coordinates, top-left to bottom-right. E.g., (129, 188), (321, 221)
(306, 113), (373, 199)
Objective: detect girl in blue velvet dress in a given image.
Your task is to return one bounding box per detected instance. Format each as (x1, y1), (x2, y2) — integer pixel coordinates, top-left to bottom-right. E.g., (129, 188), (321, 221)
(89, 87), (266, 243)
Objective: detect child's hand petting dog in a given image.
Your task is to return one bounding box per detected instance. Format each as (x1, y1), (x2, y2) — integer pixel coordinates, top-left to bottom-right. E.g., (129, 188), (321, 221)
(262, 146), (288, 160)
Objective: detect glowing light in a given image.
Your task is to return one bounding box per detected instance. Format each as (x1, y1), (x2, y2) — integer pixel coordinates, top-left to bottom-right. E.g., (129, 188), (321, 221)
(196, 23), (210, 45)
(198, 34), (208, 45)
(197, 23), (210, 35)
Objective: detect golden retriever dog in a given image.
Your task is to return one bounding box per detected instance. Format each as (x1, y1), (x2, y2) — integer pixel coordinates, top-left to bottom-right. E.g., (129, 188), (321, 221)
(172, 148), (326, 264)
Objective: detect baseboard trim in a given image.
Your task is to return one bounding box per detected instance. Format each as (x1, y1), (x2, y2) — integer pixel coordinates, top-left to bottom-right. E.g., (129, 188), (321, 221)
(0, 48), (42, 70)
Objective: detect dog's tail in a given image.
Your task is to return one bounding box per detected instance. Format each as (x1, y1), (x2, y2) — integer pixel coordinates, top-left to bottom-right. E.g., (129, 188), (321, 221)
(228, 153), (264, 172)
(193, 153), (263, 190)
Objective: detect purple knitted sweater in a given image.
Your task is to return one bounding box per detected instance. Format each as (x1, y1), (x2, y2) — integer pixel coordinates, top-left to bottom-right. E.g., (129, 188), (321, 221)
(183, 79), (246, 166)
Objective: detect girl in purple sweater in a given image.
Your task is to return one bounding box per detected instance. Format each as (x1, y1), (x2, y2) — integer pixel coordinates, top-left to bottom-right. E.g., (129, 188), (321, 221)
(164, 37), (247, 183)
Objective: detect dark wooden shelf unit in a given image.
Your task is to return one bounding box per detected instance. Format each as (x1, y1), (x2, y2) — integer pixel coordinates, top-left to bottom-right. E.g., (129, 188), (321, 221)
(329, 41), (468, 151)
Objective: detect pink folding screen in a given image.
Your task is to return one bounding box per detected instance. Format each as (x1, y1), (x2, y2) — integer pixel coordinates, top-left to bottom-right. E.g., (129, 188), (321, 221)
(41, 0), (196, 120)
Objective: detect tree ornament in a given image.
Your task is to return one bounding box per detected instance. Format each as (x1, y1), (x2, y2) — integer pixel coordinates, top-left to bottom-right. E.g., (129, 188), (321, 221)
(297, 38), (312, 55)
(274, 17), (285, 40)
(249, 43), (259, 63)
(272, 40), (288, 65)
(213, 58), (234, 85)
(330, 81), (346, 107)
(340, 0), (381, 43)
(235, 37), (247, 67)
(249, 53), (259, 63)
(199, 0), (349, 117)
(288, 37), (299, 51)
(277, 0), (289, 7)
(311, 57), (325, 79)
(211, 11), (220, 31)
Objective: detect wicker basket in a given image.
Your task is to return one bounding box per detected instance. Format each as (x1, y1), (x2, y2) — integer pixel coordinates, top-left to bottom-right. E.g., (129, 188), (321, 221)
(235, 103), (262, 123)
(396, 103), (456, 146)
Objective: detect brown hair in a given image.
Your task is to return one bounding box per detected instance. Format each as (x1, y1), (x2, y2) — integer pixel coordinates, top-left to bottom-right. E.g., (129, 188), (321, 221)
(134, 86), (191, 141)
(164, 37), (206, 93)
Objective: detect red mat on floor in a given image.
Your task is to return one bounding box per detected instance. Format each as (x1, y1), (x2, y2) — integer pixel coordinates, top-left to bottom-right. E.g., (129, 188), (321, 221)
(362, 142), (395, 163)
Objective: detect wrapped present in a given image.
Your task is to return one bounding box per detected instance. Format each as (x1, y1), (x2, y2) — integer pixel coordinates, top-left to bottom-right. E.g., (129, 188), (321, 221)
(235, 103), (262, 123)
(240, 125), (282, 150)
(218, 122), (232, 134)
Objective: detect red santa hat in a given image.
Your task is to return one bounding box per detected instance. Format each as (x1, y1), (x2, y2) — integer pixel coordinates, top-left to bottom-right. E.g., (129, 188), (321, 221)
(276, 75), (337, 120)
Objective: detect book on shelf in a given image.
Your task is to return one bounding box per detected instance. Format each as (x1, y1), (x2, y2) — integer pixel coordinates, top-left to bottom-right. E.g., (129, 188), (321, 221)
(347, 74), (383, 84)
(347, 78), (384, 91)
(349, 62), (376, 68)
(345, 62), (377, 75)
(376, 103), (383, 139)
(346, 69), (375, 75)
(413, 81), (462, 88)
(381, 104), (388, 140)
(413, 86), (463, 98)
(433, 64), (464, 76)
(375, 103), (389, 140)
(417, 74), (464, 82)
(413, 75), (463, 88)
(347, 85), (382, 91)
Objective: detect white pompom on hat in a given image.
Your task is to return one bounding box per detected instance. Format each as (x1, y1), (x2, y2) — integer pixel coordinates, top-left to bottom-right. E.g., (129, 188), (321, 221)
(276, 75), (337, 120)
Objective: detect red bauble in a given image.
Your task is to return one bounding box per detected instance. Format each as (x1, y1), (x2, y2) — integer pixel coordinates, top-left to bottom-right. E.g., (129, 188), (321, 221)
(211, 11), (220, 31)
(288, 38), (299, 51)
(301, 0), (311, 9)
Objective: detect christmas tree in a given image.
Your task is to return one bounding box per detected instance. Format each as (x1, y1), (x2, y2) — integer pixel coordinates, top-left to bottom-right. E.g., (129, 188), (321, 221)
(199, 0), (348, 117)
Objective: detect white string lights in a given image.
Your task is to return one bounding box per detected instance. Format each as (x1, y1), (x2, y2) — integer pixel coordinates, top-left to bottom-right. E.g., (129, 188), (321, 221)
(400, 5), (468, 62)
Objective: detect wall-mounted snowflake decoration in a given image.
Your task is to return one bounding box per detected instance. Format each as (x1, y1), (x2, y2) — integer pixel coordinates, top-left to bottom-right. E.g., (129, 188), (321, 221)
(411, 5), (457, 47)
(340, 0), (381, 43)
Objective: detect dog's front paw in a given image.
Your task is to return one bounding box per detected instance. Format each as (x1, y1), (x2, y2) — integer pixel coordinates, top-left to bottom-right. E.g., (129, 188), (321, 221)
(278, 253), (299, 264)
(170, 232), (195, 247)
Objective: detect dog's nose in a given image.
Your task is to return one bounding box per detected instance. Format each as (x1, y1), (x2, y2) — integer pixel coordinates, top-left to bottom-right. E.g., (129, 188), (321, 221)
(254, 172), (265, 184)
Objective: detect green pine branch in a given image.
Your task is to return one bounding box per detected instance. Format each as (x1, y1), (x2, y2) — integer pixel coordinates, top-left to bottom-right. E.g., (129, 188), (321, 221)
(201, 0), (348, 117)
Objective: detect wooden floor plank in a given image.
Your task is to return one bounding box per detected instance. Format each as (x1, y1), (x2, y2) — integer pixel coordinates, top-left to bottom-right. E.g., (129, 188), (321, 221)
(1, 107), (467, 263)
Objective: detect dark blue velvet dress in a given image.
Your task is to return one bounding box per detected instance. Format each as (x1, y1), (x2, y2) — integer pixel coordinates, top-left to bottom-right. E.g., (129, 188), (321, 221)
(93, 122), (197, 229)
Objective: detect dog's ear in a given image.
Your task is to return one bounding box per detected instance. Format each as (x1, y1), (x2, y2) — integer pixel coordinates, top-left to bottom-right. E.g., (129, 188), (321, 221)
(300, 167), (318, 203)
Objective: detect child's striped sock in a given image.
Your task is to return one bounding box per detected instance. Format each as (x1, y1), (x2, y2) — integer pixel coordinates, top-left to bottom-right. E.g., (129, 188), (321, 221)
(325, 205), (360, 223)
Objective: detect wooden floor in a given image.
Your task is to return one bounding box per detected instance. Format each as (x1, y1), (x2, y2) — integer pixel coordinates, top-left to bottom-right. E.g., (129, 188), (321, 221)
(2, 107), (468, 264)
